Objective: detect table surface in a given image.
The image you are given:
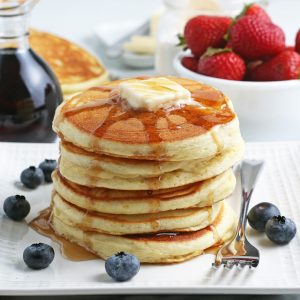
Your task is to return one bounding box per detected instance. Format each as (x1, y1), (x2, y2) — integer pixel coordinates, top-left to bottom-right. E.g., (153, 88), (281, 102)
(10, 0), (300, 298)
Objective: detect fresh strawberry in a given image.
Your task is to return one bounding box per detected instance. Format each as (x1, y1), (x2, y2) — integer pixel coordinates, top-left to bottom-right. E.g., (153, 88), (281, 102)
(237, 3), (272, 23)
(197, 48), (246, 80)
(224, 3), (271, 42)
(248, 50), (300, 81)
(181, 56), (198, 72)
(296, 29), (300, 53)
(180, 16), (231, 57)
(230, 16), (285, 60)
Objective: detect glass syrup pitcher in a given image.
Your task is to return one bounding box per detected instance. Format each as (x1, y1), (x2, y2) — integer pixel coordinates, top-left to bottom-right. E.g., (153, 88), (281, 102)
(0, 0), (63, 142)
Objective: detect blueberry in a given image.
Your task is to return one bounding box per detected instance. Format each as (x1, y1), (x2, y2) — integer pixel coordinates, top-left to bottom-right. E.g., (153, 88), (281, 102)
(20, 166), (44, 189)
(3, 195), (30, 221)
(265, 215), (297, 245)
(248, 202), (280, 232)
(105, 252), (140, 282)
(23, 243), (55, 270)
(39, 159), (57, 183)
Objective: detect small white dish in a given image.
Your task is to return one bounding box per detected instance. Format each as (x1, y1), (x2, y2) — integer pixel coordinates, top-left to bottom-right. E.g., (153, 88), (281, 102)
(174, 51), (300, 142)
(121, 50), (154, 69)
(1, 142), (300, 295)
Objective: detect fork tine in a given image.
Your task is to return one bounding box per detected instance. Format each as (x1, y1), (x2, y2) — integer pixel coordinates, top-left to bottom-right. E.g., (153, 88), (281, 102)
(212, 262), (220, 269)
(237, 260), (249, 269)
(224, 260), (236, 269)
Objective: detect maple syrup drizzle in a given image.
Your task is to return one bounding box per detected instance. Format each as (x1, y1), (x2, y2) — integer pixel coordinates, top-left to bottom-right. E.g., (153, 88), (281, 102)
(88, 86), (115, 92)
(203, 243), (223, 255)
(210, 130), (224, 154)
(64, 91), (117, 116)
(207, 206), (213, 224)
(29, 208), (98, 261)
(60, 84), (235, 147)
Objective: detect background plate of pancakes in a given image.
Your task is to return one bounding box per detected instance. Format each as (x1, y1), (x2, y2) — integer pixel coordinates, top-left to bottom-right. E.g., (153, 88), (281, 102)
(0, 107), (300, 293)
(29, 29), (110, 98)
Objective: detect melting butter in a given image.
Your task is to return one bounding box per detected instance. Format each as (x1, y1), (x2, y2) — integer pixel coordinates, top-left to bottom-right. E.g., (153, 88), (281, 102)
(119, 77), (197, 111)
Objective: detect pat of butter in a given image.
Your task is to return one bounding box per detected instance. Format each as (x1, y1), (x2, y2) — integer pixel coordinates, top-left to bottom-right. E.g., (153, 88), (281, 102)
(123, 35), (155, 55)
(119, 77), (192, 111)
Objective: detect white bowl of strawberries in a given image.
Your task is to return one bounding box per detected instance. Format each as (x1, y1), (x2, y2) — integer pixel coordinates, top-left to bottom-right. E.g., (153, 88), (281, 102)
(173, 3), (300, 141)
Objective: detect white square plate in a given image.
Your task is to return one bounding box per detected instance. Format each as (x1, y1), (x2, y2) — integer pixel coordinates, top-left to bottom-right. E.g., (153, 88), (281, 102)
(0, 142), (299, 295)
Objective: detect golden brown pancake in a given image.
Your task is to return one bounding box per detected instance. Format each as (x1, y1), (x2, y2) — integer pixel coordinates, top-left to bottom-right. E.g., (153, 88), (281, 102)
(58, 141), (243, 190)
(51, 200), (237, 263)
(30, 29), (109, 95)
(53, 77), (242, 161)
(60, 140), (214, 177)
(52, 192), (223, 235)
(52, 169), (236, 214)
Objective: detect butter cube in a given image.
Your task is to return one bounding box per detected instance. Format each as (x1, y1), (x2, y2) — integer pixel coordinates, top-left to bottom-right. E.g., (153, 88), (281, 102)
(119, 77), (192, 111)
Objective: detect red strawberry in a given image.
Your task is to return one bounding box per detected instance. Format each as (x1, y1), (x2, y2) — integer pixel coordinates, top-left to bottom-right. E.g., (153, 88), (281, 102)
(197, 48), (246, 81)
(296, 29), (300, 53)
(181, 16), (231, 57)
(230, 16), (285, 60)
(248, 50), (300, 81)
(181, 56), (198, 72)
(238, 3), (272, 23)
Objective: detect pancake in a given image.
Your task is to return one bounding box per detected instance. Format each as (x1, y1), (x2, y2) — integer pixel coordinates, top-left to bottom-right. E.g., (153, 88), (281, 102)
(58, 140), (244, 190)
(60, 140), (215, 178)
(51, 200), (236, 263)
(30, 29), (109, 95)
(52, 192), (223, 235)
(53, 77), (243, 161)
(52, 169), (235, 214)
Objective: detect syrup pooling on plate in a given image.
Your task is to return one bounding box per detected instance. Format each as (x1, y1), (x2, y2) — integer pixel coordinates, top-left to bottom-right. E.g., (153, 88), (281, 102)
(29, 207), (98, 261)
(61, 80), (235, 145)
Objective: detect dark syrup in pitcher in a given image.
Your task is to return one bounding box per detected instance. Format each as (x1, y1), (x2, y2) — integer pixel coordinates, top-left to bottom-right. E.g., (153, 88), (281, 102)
(0, 47), (63, 142)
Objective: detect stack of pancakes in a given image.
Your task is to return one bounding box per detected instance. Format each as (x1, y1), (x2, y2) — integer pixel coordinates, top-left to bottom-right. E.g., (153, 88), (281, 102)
(51, 77), (244, 263)
(30, 29), (109, 97)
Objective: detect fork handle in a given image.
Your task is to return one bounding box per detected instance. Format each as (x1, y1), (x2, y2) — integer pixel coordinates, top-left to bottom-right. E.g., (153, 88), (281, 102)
(235, 160), (264, 242)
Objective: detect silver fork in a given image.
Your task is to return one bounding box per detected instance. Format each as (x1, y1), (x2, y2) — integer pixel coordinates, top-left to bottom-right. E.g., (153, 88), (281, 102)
(213, 159), (264, 269)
